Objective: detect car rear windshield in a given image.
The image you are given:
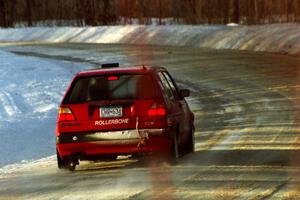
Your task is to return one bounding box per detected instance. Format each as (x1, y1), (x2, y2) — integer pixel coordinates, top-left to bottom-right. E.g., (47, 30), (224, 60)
(63, 74), (159, 104)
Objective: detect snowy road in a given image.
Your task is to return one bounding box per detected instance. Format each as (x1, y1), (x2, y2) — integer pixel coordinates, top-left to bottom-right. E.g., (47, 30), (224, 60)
(1, 43), (300, 199)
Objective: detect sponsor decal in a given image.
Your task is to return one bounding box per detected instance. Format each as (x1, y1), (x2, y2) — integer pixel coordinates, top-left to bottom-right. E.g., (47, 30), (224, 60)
(95, 118), (129, 126)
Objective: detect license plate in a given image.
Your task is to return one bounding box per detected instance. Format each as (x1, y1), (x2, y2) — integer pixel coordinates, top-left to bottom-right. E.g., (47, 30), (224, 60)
(100, 106), (122, 118)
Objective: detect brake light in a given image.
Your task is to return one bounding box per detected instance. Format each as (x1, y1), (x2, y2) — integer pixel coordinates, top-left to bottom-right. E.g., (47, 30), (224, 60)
(107, 76), (119, 81)
(147, 103), (166, 116)
(58, 107), (75, 121)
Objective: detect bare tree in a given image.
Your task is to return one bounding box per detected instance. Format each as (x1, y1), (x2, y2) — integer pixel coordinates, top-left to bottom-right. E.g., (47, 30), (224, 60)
(0, 0), (7, 27)
(232, 0), (240, 23)
(2, 0), (300, 27)
(26, 0), (33, 26)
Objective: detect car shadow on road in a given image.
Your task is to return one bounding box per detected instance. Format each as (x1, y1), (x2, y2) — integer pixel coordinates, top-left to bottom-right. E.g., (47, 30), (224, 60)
(71, 149), (300, 172)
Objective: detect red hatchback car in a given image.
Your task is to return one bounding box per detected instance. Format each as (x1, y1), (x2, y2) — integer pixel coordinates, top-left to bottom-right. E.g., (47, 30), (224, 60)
(56, 64), (194, 170)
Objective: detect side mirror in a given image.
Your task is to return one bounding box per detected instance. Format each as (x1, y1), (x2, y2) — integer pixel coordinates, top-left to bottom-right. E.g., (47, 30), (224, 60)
(180, 89), (190, 98)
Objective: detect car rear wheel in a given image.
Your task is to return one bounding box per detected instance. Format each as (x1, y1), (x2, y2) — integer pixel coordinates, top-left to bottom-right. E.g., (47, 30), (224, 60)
(56, 150), (64, 169)
(184, 127), (195, 154)
(167, 133), (179, 165)
(56, 150), (77, 171)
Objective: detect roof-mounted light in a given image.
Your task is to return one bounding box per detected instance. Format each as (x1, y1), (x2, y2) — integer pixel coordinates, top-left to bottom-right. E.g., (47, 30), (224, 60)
(101, 63), (119, 69)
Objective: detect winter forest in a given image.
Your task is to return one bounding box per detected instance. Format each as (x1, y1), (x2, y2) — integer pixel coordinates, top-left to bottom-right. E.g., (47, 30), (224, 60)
(1, 0), (300, 27)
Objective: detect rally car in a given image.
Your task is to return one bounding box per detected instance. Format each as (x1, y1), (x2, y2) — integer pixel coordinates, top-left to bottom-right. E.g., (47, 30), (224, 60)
(56, 63), (194, 171)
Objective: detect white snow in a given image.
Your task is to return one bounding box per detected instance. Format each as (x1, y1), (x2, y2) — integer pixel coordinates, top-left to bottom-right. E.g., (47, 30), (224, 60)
(0, 24), (300, 54)
(0, 156), (55, 176)
(227, 23), (239, 27)
(0, 50), (88, 167)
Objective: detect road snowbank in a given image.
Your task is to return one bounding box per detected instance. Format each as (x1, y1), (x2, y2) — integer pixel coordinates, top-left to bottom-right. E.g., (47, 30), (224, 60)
(0, 24), (300, 54)
(0, 50), (88, 167)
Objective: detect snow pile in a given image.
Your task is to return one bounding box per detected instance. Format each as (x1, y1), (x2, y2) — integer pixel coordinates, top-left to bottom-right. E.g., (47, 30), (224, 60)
(0, 50), (87, 167)
(0, 24), (300, 54)
(0, 156), (55, 176)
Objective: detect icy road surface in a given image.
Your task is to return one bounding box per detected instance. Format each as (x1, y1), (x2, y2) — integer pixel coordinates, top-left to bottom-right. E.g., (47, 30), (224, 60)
(1, 43), (300, 199)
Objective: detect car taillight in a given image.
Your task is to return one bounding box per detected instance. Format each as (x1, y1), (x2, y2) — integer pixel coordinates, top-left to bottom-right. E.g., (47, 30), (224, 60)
(147, 103), (166, 116)
(58, 107), (75, 121)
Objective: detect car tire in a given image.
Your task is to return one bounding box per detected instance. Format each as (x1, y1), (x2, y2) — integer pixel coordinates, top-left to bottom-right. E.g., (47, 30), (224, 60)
(56, 149), (65, 169)
(168, 133), (179, 165)
(56, 150), (77, 171)
(185, 127), (195, 154)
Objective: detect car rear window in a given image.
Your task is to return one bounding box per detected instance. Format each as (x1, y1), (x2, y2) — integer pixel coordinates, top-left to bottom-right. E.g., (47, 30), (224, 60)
(63, 74), (159, 104)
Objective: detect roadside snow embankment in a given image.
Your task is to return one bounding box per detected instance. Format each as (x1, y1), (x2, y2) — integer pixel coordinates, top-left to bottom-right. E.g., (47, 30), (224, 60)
(0, 24), (300, 54)
(0, 50), (87, 167)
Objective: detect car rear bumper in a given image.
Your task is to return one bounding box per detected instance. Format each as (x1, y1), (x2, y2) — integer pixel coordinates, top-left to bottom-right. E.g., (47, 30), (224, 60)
(56, 129), (171, 159)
